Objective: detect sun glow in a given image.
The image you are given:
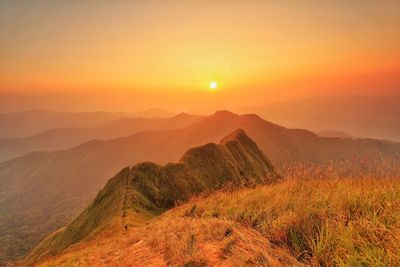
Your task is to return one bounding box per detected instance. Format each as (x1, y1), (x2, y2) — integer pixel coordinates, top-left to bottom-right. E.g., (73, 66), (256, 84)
(209, 81), (218, 90)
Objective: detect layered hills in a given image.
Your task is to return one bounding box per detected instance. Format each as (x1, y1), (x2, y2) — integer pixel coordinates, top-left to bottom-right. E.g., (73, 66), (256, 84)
(0, 109), (175, 139)
(1, 110), (400, 264)
(0, 110), (128, 139)
(0, 113), (202, 162)
(26, 129), (277, 265)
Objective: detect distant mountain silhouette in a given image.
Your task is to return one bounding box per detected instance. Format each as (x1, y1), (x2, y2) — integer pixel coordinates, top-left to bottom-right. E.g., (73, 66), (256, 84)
(1, 110), (400, 264)
(239, 95), (400, 141)
(130, 108), (175, 118)
(0, 108), (175, 139)
(0, 113), (202, 162)
(26, 129), (276, 264)
(318, 130), (353, 139)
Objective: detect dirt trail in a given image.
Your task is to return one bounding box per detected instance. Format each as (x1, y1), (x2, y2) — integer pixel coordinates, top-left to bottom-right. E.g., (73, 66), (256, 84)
(121, 166), (132, 229)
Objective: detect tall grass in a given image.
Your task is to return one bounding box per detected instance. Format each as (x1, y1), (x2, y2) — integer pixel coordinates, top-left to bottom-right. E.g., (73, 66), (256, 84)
(278, 155), (400, 180)
(170, 157), (400, 266)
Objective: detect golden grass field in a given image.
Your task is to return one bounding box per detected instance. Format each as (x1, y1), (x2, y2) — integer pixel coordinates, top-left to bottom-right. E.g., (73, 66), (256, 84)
(33, 158), (400, 266)
(172, 177), (400, 266)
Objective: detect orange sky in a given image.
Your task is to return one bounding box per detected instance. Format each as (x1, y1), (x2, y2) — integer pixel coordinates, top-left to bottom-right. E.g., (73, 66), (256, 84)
(0, 0), (399, 112)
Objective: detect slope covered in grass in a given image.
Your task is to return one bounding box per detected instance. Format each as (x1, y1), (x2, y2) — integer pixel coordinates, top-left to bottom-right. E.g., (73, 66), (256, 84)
(169, 176), (400, 266)
(26, 129), (276, 265)
(31, 216), (299, 267)
(27, 176), (400, 266)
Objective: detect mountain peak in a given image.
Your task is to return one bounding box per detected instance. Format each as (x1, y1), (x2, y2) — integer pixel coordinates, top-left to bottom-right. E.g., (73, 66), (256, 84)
(220, 128), (247, 144)
(211, 110), (239, 118)
(172, 112), (198, 119)
(219, 129), (269, 165)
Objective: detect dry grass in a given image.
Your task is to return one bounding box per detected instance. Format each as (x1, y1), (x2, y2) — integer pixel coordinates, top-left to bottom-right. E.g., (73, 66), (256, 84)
(33, 158), (400, 266)
(278, 155), (400, 180)
(170, 175), (400, 266)
(35, 216), (298, 267)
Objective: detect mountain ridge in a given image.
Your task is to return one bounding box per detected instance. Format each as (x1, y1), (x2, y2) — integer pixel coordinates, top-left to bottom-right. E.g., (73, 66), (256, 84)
(26, 129), (276, 264)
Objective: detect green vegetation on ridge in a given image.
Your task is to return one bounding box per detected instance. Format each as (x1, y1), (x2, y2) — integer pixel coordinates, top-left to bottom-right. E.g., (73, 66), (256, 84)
(26, 129), (277, 264)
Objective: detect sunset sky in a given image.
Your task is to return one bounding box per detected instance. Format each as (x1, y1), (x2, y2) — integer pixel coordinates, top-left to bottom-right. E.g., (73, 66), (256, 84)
(1, 0), (399, 112)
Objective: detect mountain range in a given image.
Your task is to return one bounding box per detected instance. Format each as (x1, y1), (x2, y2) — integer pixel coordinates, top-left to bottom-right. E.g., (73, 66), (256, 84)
(0, 108), (175, 139)
(1, 110), (400, 265)
(0, 113), (202, 162)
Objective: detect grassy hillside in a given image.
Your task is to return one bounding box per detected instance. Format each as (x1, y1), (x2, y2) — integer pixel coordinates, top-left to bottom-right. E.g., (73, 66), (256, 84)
(27, 174), (400, 266)
(167, 176), (400, 266)
(25, 129), (276, 264)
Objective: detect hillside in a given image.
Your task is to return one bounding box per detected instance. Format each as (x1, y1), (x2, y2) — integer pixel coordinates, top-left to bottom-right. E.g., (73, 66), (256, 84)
(1, 111), (400, 264)
(26, 129), (277, 265)
(27, 169), (400, 265)
(0, 113), (202, 162)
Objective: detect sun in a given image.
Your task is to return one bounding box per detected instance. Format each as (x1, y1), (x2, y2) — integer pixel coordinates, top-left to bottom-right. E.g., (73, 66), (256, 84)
(209, 81), (218, 90)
